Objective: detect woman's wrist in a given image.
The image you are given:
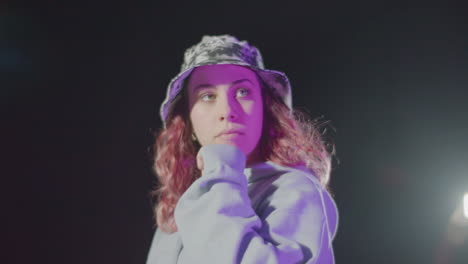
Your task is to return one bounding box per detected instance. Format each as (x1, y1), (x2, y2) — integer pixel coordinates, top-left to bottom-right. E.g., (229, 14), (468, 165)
(198, 144), (246, 174)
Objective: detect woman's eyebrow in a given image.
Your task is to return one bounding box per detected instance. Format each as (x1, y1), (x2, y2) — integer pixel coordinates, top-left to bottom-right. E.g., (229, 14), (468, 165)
(193, 79), (254, 92)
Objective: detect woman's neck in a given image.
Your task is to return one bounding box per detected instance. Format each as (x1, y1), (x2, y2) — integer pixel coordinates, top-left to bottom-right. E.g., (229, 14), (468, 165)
(246, 149), (265, 167)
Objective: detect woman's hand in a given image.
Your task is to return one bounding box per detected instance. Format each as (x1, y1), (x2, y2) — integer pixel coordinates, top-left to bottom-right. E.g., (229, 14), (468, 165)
(197, 143), (256, 172)
(196, 143), (243, 172)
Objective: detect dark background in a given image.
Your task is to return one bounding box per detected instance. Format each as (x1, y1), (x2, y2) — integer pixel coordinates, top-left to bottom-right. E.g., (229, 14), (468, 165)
(3, 2), (468, 263)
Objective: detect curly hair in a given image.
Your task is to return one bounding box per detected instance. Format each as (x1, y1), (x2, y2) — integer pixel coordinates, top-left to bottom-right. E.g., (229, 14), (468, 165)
(150, 75), (335, 233)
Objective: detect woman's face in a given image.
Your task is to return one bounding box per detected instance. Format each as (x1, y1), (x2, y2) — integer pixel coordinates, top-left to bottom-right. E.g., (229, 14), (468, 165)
(187, 64), (263, 159)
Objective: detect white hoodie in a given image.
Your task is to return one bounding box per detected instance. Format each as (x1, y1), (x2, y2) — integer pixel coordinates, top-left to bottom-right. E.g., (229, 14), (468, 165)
(146, 144), (339, 264)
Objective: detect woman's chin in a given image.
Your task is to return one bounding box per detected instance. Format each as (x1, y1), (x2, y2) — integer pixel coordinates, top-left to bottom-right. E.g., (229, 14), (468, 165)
(213, 140), (240, 148)
(214, 136), (241, 145)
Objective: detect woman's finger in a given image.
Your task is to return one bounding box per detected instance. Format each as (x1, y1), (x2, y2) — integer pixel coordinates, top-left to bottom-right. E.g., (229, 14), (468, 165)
(196, 150), (204, 171)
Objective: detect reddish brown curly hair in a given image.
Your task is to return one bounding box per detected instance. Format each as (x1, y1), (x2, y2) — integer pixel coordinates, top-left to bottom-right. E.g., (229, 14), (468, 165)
(150, 75), (334, 233)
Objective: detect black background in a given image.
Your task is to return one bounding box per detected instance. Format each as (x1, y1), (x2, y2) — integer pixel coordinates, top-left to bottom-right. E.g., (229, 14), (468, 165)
(3, 1), (468, 263)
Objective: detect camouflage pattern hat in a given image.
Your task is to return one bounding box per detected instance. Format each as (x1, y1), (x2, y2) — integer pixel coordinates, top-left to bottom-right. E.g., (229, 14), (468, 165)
(160, 34), (292, 127)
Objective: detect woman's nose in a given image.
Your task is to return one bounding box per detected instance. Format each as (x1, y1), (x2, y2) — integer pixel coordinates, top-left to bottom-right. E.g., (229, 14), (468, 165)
(218, 96), (238, 121)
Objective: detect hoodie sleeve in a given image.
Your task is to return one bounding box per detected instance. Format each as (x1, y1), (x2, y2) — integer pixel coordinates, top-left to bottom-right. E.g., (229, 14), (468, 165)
(174, 144), (338, 264)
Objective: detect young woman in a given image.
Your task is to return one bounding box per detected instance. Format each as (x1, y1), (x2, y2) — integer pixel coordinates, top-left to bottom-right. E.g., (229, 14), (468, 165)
(146, 35), (339, 263)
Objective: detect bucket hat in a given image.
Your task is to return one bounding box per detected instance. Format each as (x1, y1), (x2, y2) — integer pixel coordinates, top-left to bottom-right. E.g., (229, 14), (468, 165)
(160, 34), (292, 127)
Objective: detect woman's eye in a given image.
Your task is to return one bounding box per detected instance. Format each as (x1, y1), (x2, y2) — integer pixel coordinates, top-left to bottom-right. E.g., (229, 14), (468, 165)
(200, 93), (215, 101)
(237, 88), (250, 97)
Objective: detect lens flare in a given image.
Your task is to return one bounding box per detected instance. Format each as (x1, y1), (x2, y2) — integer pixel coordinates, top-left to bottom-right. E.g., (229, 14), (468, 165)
(464, 193), (468, 219)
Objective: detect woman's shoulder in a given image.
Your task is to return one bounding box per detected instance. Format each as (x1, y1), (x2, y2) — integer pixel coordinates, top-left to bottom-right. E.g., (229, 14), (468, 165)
(146, 228), (183, 264)
(254, 161), (322, 190)
(247, 161), (327, 208)
(276, 165), (340, 248)
(254, 161), (339, 238)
